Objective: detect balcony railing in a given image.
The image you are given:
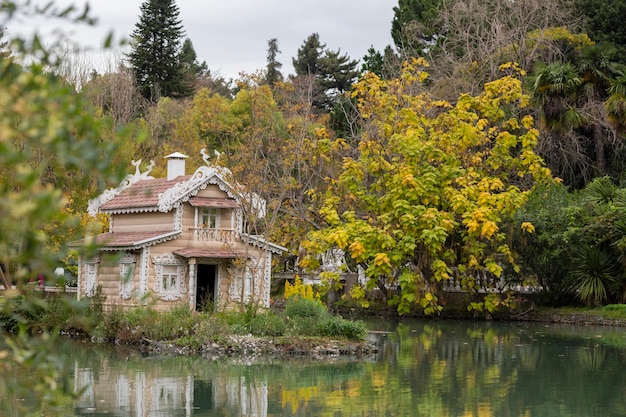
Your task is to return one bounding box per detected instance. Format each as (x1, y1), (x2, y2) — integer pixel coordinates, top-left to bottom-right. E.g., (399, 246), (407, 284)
(190, 228), (238, 243)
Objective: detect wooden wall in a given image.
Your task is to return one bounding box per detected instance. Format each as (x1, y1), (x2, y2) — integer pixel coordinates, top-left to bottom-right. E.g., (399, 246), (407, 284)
(113, 212), (174, 232)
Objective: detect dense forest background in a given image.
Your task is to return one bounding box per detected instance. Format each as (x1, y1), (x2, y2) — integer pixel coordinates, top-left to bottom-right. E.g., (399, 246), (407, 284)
(4, 0), (626, 311)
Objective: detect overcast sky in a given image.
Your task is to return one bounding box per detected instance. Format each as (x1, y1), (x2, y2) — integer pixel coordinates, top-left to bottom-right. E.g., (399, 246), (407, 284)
(5, 0), (397, 80)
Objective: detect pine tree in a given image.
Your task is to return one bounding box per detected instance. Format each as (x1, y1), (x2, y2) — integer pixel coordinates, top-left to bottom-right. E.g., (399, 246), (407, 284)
(362, 46), (384, 76)
(319, 48), (359, 94)
(127, 0), (192, 102)
(265, 38), (283, 86)
(180, 38), (208, 77)
(292, 33), (326, 76)
(292, 33), (360, 111)
(180, 37), (208, 91)
(391, 0), (442, 54)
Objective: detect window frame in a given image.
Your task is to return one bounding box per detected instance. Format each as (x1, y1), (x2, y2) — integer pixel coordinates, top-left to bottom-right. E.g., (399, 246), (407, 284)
(84, 258), (99, 297)
(199, 207), (220, 229)
(119, 253), (136, 300)
(153, 253), (187, 301)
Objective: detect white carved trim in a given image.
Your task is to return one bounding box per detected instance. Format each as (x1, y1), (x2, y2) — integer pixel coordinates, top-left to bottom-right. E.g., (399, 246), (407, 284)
(188, 263), (196, 310)
(228, 268), (242, 302)
(174, 205), (183, 231)
(97, 231), (181, 252)
(215, 262), (222, 306)
(245, 266), (253, 303)
(119, 252), (136, 300)
(120, 252), (136, 264)
(152, 253), (187, 301)
(263, 251), (272, 308)
(235, 208), (243, 234)
(85, 260), (99, 297)
(140, 247), (150, 297)
(152, 253), (185, 265)
(227, 259), (258, 304)
(100, 206), (159, 215)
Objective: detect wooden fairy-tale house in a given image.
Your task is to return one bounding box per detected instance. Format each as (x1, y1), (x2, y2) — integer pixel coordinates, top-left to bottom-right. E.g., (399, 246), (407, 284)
(74, 152), (286, 311)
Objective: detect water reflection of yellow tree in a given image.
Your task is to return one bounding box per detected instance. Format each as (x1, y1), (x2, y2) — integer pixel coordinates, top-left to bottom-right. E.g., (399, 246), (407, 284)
(322, 323), (527, 417)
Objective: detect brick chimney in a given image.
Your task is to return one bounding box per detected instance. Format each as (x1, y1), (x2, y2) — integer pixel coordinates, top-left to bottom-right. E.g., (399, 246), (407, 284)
(164, 152), (188, 180)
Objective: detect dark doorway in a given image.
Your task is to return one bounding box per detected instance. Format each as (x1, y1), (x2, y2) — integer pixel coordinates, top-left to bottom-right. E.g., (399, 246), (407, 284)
(196, 264), (216, 312)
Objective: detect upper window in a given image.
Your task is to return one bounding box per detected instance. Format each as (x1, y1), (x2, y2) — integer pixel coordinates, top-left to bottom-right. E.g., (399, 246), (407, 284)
(200, 208), (219, 229)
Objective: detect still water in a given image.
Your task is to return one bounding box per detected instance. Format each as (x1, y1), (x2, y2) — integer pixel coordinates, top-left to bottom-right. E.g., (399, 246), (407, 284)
(49, 320), (626, 416)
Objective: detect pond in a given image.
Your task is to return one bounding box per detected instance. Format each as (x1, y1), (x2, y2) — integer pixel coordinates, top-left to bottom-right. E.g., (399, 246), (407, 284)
(17, 319), (626, 416)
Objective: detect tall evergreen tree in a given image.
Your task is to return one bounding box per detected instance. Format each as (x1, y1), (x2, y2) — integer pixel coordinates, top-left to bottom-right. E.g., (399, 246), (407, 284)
(319, 49), (359, 94)
(362, 46), (385, 76)
(292, 33), (326, 76)
(265, 38), (283, 86)
(179, 37), (208, 91)
(292, 33), (360, 111)
(391, 0), (442, 54)
(180, 38), (208, 77)
(127, 0), (191, 102)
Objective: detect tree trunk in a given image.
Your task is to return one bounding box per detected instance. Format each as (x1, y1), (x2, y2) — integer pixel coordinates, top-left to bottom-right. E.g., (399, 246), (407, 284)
(594, 125), (606, 175)
(0, 263), (11, 289)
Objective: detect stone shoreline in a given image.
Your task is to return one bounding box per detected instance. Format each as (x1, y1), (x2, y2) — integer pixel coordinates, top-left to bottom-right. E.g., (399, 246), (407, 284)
(140, 334), (379, 360)
(518, 311), (626, 327)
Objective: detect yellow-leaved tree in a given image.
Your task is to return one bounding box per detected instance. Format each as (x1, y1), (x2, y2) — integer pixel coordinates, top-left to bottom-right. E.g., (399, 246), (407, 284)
(304, 59), (553, 315)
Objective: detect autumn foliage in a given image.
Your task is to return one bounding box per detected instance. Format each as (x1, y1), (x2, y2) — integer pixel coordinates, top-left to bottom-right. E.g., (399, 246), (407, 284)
(304, 59), (553, 314)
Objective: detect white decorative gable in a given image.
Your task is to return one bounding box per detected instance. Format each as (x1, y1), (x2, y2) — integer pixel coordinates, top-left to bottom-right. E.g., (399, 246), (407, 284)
(157, 165), (239, 213)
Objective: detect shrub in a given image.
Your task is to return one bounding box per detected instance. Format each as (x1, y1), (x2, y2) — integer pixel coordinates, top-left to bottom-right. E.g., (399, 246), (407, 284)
(285, 316), (320, 337)
(125, 305), (195, 340)
(0, 292), (79, 334)
(317, 317), (367, 341)
(192, 314), (231, 343)
(571, 245), (618, 306)
(284, 297), (327, 320)
(92, 308), (128, 341)
(248, 311), (286, 337)
(0, 295), (23, 334)
(603, 304), (626, 312)
(284, 275), (318, 300)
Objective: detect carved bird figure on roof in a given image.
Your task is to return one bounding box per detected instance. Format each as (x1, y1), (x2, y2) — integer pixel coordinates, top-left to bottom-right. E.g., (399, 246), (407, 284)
(141, 160), (155, 178)
(131, 159), (142, 177)
(200, 148), (210, 165)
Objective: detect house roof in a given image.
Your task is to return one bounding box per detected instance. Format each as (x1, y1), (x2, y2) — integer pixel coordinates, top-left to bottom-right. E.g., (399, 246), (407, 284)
(173, 248), (250, 259)
(99, 176), (192, 212)
(71, 230), (181, 250)
(88, 163), (244, 216)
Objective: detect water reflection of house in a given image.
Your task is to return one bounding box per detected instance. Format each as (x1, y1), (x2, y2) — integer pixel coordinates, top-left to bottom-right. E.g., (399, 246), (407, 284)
(72, 152), (286, 311)
(74, 364), (268, 417)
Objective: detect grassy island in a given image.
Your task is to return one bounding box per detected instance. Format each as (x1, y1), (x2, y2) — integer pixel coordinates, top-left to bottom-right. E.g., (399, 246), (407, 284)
(1, 289), (375, 358)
